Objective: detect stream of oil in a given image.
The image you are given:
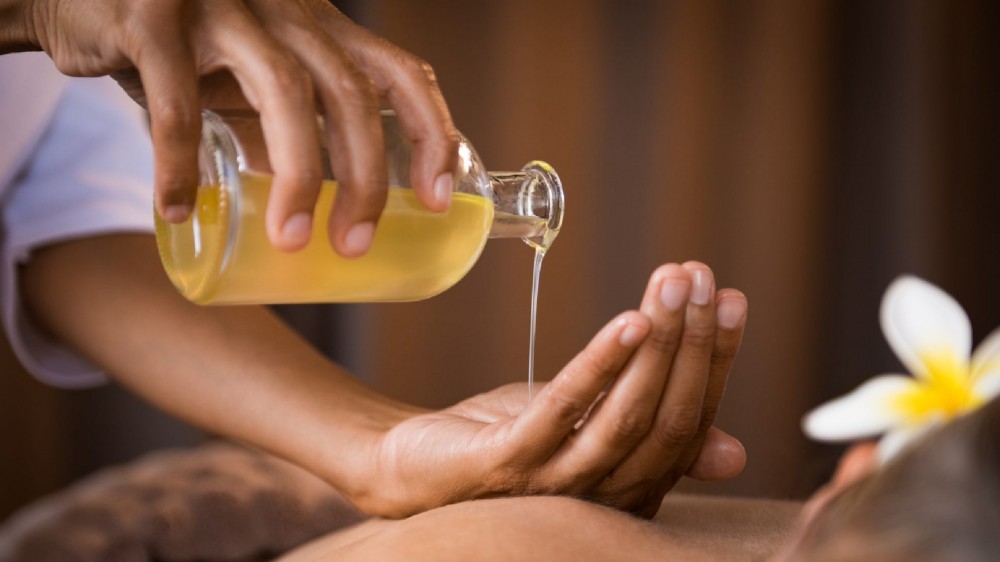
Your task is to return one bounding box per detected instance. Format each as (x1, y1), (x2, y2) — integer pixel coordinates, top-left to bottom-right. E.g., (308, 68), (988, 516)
(492, 209), (558, 402)
(527, 249), (544, 401)
(525, 229), (558, 401)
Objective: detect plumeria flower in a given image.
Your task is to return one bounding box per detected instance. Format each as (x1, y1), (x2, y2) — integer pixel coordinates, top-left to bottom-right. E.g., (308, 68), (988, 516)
(803, 276), (1000, 462)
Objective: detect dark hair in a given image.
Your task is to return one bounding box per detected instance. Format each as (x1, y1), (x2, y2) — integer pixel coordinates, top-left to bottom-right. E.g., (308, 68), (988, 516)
(789, 396), (1000, 561)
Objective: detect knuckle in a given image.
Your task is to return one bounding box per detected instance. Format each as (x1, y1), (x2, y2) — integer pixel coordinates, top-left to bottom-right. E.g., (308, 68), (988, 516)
(341, 160), (385, 190)
(644, 326), (682, 354)
(283, 167), (324, 193)
(337, 176), (387, 218)
(118, 10), (151, 43)
(401, 55), (438, 85)
(653, 405), (702, 449)
(681, 323), (716, 350)
(298, 160), (325, 184)
(269, 62), (313, 98)
(609, 408), (656, 441)
(543, 387), (591, 428)
(439, 127), (462, 156)
(446, 127), (461, 145)
(151, 100), (198, 140)
(333, 68), (378, 104)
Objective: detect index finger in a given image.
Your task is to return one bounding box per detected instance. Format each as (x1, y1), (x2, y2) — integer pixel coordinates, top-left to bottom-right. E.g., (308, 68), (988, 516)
(507, 311), (651, 464)
(131, 10), (201, 223)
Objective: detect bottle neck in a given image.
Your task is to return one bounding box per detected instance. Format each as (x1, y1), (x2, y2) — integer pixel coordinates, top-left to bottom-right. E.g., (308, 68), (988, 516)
(487, 161), (564, 254)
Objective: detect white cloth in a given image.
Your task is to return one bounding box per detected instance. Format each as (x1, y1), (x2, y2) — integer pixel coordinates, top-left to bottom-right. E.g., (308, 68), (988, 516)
(0, 53), (154, 387)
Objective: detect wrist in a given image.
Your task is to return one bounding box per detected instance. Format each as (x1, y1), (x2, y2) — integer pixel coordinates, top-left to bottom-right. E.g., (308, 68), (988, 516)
(313, 398), (426, 515)
(0, 0), (40, 53)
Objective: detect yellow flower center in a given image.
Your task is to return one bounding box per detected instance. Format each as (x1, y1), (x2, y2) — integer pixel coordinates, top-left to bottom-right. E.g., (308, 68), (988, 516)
(892, 350), (983, 422)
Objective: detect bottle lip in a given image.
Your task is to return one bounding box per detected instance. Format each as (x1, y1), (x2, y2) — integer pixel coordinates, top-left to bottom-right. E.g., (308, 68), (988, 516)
(522, 160), (564, 235)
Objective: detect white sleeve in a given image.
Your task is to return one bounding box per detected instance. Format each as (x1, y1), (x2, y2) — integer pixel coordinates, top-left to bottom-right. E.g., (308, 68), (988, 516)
(1, 75), (155, 388)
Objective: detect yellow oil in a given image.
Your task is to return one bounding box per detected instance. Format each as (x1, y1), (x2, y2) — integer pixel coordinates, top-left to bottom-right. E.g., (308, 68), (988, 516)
(156, 173), (494, 304)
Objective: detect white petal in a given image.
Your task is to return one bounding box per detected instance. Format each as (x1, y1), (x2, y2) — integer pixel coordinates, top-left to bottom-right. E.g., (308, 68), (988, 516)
(973, 369), (1000, 402)
(803, 375), (916, 442)
(880, 276), (971, 380)
(971, 327), (1000, 403)
(877, 418), (943, 464)
(972, 326), (1000, 380)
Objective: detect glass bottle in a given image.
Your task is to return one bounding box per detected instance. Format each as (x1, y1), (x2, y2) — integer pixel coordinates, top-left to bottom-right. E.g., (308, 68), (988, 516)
(155, 110), (564, 305)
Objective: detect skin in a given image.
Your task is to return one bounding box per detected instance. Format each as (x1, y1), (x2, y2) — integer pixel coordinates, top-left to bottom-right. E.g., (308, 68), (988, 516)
(278, 495), (803, 562)
(274, 449), (878, 561)
(0, 0), (458, 256)
(21, 233), (749, 518)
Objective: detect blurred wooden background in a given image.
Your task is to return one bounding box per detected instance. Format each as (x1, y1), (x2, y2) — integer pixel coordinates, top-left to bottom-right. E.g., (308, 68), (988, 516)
(3, 0), (999, 519)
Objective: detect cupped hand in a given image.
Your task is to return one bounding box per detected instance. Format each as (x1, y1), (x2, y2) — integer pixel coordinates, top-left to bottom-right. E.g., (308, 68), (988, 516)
(351, 262), (748, 518)
(25, 0), (457, 255)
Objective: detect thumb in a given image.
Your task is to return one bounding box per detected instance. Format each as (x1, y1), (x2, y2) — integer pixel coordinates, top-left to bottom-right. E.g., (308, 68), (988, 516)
(685, 426), (747, 481)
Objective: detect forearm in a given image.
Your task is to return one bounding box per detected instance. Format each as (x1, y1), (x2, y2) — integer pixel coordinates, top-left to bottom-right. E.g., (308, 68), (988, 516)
(20, 233), (421, 497)
(0, 0), (39, 53)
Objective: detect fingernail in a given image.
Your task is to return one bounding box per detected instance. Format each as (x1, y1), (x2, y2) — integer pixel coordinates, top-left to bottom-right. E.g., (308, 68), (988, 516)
(659, 278), (690, 311)
(619, 320), (647, 347)
(162, 204), (192, 223)
(342, 221), (375, 256)
(689, 268), (713, 306)
(433, 173), (453, 208)
(281, 212), (313, 247)
(717, 298), (746, 329)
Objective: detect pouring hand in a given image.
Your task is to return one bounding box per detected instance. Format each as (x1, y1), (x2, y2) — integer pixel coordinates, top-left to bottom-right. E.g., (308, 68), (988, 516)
(14, 0), (456, 255)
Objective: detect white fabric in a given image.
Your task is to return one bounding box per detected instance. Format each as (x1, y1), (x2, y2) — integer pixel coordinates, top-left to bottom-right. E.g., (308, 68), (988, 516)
(0, 53), (154, 387)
